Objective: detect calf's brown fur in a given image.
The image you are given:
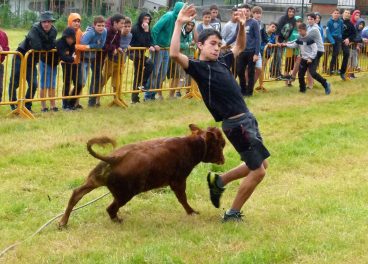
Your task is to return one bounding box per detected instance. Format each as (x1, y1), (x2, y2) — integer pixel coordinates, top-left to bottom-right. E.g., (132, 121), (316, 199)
(59, 124), (225, 227)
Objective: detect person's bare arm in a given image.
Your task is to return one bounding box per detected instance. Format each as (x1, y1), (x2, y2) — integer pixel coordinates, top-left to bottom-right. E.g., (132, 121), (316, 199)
(231, 10), (247, 58)
(170, 4), (196, 70)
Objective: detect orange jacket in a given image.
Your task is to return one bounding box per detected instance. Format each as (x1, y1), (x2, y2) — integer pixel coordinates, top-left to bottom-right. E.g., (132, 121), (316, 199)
(68, 13), (88, 64)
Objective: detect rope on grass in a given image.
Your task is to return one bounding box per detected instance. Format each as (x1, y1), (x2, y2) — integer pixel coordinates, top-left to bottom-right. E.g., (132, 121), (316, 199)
(0, 192), (110, 259)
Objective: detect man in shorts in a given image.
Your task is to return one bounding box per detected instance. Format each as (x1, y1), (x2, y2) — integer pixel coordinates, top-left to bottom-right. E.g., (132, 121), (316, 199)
(170, 5), (270, 222)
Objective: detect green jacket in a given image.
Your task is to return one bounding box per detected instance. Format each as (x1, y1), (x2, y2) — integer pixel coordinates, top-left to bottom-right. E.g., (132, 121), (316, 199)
(151, 1), (184, 47)
(180, 23), (195, 57)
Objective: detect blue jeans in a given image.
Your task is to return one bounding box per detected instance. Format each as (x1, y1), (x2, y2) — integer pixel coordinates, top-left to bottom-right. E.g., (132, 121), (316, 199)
(145, 49), (169, 100)
(83, 59), (103, 106)
(8, 55), (38, 110)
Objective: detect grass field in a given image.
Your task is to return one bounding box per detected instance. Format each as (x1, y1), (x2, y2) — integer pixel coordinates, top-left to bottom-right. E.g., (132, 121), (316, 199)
(1, 68), (368, 263)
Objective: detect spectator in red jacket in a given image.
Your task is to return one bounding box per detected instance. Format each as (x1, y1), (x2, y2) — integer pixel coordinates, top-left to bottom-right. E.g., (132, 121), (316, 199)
(0, 29), (9, 102)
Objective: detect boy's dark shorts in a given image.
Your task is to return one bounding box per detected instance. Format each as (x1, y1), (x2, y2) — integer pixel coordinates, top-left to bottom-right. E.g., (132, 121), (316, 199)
(222, 112), (270, 170)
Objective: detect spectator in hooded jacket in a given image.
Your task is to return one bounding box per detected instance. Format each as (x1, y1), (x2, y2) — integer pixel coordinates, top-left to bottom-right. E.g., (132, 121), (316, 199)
(350, 10), (361, 26)
(81, 15), (107, 107)
(0, 28), (9, 103)
(129, 12), (155, 104)
(8, 11), (57, 112)
(326, 9), (343, 75)
(349, 17), (365, 78)
(56, 27), (77, 110)
(148, 1), (185, 101)
(66, 13), (89, 109)
(340, 9), (356, 81)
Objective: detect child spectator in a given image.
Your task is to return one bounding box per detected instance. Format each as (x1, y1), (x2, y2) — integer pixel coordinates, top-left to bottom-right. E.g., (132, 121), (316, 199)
(251, 6), (265, 89)
(350, 10), (361, 26)
(209, 4), (221, 32)
(148, 1), (184, 101)
(236, 4), (260, 97)
(56, 27), (77, 111)
(169, 20), (196, 98)
(349, 17), (365, 78)
(326, 9), (343, 75)
(315, 12), (324, 40)
(340, 9), (356, 81)
(261, 22), (277, 56)
(222, 7), (238, 46)
(0, 28), (9, 103)
(101, 16), (132, 100)
(196, 10), (212, 35)
(81, 15), (107, 107)
(283, 23), (331, 94)
(66, 13), (89, 109)
(129, 12), (154, 104)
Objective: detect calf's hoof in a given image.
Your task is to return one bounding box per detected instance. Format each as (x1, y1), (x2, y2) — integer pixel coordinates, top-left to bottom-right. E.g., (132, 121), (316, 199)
(188, 210), (200, 215)
(58, 221), (68, 230)
(111, 216), (123, 223)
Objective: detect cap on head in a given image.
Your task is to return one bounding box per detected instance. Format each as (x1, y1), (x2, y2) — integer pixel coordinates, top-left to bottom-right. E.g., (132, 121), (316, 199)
(39, 11), (56, 22)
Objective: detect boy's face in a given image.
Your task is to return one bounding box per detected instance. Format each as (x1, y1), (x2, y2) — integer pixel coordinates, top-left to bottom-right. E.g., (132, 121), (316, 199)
(354, 12), (360, 21)
(71, 19), (81, 30)
(332, 10), (340, 20)
(298, 28), (307, 37)
(296, 21), (302, 27)
(288, 9), (295, 18)
(203, 14), (211, 25)
(66, 36), (75, 46)
(198, 35), (222, 61)
(94, 22), (105, 34)
(343, 10), (351, 20)
(243, 8), (251, 18)
(268, 24), (277, 33)
(210, 9), (218, 19)
(358, 23), (364, 30)
(122, 23), (131, 35)
(185, 22), (194, 33)
(231, 11), (237, 22)
(252, 11), (262, 21)
(307, 16), (315, 26)
(316, 16), (320, 24)
(114, 19), (125, 31)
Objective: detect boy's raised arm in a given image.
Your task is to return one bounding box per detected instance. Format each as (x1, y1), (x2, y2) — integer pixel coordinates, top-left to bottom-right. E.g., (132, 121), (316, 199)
(170, 4), (196, 70)
(231, 10), (247, 58)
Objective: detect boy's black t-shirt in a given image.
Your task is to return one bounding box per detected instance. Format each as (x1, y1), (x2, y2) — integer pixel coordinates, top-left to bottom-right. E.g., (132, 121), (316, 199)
(185, 52), (249, 122)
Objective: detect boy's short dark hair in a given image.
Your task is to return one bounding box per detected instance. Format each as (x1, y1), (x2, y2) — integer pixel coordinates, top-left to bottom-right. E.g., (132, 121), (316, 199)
(298, 23), (307, 30)
(209, 4), (218, 11)
(93, 15), (105, 25)
(110, 14), (125, 24)
(252, 6), (263, 14)
(198, 28), (222, 44)
(269, 21), (278, 27)
(231, 7), (238, 12)
(333, 8), (340, 13)
(202, 10), (211, 17)
(307, 12), (316, 20)
(124, 17), (132, 24)
(343, 9), (351, 14)
(239, 4), (251, 10)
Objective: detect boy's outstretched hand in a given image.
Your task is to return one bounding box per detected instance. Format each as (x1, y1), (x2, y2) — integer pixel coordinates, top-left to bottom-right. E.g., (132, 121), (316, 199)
(177, 4), (197, 25)
(234, 9), (247, 26)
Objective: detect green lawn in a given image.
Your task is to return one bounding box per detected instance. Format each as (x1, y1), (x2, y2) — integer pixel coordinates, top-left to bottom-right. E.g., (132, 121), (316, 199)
(1, 71), (368, 263)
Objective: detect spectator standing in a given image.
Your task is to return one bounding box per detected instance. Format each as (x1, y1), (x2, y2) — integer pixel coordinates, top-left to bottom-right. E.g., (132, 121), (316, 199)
(81, 16), (107, 107)
(209, 4), (222, 32)
(0, 28), (9, 103)
(196, 10), (212, 35)
(326, 9), (343, 75)
(129, 12), (154, 104)
(340, 9), (356, 80)
(222, 7), (238, 46)
(9, 11), (57, 112)
(148, 1), (185, 101)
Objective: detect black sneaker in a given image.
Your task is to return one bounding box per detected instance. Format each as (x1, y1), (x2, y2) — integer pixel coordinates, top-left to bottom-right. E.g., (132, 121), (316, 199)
(222, 211), (244, 222)
(207, 172), (225, 208)
(75, 104), (83, 109)
(41, 108), (49, 112)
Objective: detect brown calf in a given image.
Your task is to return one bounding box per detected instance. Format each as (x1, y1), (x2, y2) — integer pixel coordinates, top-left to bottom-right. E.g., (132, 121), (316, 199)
(59, 124), (225, 227)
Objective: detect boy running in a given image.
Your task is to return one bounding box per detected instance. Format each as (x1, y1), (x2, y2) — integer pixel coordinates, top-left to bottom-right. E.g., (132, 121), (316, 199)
(170, 5), (270, 222)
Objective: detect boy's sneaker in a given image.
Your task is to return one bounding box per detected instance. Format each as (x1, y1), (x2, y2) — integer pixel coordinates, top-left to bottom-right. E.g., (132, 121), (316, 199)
(340, 73), (346, 81)
(324, 82), (331, 95)
(222, 211), (244, 222)
(75, 104), (83, 109)
(41, 108), (49, 112)
(207, 172), (225, 208)
(51, 107), (59, 112)
(175, 91), (182, 97)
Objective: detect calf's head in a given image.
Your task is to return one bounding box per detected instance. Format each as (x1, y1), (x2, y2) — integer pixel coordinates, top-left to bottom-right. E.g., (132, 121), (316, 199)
(189, 124), (225, 165)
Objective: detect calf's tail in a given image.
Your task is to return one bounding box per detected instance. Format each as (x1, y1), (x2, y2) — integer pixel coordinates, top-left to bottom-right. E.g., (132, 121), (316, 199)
(87, 137), (118, 164)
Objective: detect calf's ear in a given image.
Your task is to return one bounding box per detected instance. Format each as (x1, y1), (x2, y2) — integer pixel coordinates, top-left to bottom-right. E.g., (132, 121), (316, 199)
(189, 124), (202, 135)
(205, 131), (216, 142)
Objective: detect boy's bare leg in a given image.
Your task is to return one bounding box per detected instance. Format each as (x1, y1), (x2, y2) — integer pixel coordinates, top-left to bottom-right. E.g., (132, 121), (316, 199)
(221, 160), (268, 185)
(230, 164), (266, 210)
(40, 89), (47, 109)
(49, 88), (56, 108)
